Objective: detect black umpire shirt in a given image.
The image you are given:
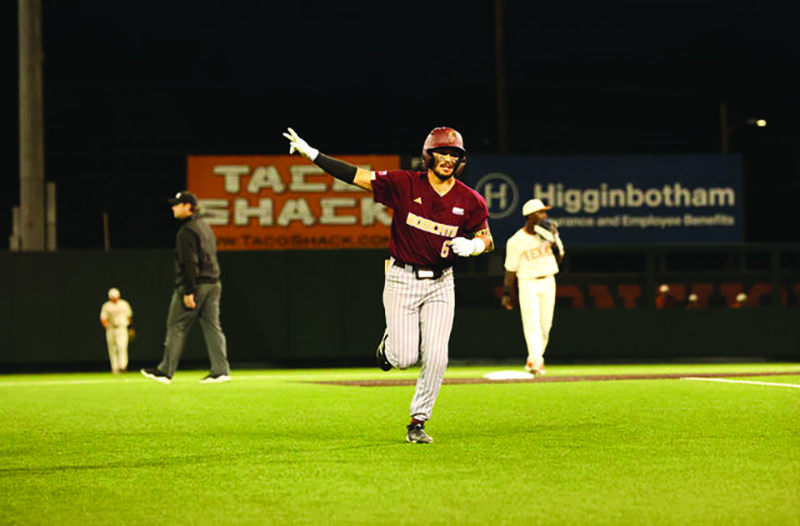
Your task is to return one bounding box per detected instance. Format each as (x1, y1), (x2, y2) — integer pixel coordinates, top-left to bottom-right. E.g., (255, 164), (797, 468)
(174, 214), (221, 295)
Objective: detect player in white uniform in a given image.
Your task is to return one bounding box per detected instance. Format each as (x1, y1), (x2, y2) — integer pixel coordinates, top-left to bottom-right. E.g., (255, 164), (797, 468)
(100, 288), (133, 374)
(501, 199), (565, 376)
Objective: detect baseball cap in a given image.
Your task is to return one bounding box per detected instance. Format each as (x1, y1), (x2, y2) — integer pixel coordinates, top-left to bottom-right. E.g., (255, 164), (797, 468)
(522, 198), (551, 216)
(168, 191), (198, 206)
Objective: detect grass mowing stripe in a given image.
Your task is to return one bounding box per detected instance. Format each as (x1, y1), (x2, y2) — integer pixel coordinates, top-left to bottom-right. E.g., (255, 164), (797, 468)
(0, 378), (141, 387)
(682, 377), (800, 389)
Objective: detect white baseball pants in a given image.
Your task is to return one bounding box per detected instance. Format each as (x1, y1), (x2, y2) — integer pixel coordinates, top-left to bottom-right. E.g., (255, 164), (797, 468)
(106, 327), (129, 373)
(383, 262), (455, 422)
(518, 275), (556, 367)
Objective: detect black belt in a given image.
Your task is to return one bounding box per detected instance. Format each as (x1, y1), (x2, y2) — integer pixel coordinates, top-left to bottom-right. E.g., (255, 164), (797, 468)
(392, 259), (445, 280)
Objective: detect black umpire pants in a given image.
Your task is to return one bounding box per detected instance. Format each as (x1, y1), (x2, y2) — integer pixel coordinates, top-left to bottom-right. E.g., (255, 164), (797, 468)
(158, 282), (230, 377)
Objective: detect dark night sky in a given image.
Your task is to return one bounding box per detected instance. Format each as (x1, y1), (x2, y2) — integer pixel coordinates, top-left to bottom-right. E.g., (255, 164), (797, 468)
(3, 0), (800, 249)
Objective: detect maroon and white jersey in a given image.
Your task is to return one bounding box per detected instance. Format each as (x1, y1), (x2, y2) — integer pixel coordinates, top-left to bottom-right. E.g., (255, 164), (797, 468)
(372, 170), (489, 268)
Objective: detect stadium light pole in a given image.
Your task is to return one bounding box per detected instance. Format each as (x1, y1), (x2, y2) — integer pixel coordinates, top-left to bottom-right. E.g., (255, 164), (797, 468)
(720, 102), (767, 153)
(18, 0), (47, 251)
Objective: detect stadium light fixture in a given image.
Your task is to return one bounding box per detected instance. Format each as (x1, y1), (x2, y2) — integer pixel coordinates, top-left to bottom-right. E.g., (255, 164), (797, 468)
(720, 103), (768, 153)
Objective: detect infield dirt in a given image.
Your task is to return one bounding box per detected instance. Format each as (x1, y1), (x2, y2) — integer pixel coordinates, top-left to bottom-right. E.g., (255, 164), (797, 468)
(313, 370), (799, 387)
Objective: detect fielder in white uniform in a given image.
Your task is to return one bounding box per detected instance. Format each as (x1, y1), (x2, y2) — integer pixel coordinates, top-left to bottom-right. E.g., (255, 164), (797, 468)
(100, 288), (133, 374)
(502, 199), (565, 376)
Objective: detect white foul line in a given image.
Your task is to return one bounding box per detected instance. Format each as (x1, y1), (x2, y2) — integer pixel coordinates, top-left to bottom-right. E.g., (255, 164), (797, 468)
(682, 377), (800, 389)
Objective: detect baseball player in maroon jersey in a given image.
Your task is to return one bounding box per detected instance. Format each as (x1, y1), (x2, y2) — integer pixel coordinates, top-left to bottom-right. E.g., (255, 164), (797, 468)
(284, 126), (493, 444)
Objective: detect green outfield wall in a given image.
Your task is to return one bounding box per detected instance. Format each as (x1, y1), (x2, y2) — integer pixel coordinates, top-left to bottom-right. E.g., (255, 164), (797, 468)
(1, 248), (798, 371)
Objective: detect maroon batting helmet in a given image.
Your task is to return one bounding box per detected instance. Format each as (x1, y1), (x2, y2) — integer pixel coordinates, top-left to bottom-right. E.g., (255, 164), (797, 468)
(422, 127), (467, 176)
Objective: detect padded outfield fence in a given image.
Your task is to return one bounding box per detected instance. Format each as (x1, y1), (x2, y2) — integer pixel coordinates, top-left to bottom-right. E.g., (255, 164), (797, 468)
(1, 244), (799, 371)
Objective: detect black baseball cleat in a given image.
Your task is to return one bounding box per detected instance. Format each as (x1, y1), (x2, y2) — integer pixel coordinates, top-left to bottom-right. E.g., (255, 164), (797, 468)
(199, 373), (231, 384)
(406, 422), (433, 444)
(375, 329), (392, 371)
(140, 367), (172, 384)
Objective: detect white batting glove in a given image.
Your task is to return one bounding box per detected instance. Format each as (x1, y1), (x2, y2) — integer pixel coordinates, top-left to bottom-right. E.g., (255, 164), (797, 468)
(451, 237), (486, 257)
(282, 127), (319, 161)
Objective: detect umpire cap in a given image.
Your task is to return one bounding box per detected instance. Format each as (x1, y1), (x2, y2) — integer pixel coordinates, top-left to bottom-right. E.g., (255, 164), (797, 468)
(168, 191), (198, 207)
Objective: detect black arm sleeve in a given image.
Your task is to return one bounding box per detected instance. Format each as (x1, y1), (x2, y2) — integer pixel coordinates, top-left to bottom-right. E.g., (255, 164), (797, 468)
(314, 153), (358, 183)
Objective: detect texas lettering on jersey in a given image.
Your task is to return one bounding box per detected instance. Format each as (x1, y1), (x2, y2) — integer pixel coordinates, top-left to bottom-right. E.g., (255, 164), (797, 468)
(372, 170), (489, 267)
(521, 242), (554, 261)
(505, 229), (561, 280)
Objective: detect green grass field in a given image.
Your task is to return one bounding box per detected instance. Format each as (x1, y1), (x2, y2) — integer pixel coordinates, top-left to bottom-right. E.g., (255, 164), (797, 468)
(2, 363), (799, 525)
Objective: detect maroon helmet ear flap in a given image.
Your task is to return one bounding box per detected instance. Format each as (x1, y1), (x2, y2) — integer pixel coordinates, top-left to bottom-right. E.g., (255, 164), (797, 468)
(421, 127), (467, 175)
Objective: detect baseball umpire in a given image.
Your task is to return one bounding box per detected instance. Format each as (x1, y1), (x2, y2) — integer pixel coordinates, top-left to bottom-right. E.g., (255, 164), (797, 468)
(502, 199), (565, 376)
(141, 191), (232, 385)
(284, 126), (493, 443)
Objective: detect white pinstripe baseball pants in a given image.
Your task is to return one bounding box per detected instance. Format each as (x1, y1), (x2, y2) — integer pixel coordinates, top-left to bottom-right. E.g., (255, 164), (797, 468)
(383, 260), (455, 422)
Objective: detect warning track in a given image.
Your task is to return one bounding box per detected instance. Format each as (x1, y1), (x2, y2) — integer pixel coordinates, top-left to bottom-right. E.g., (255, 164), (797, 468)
(312, 370), (800, 387)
